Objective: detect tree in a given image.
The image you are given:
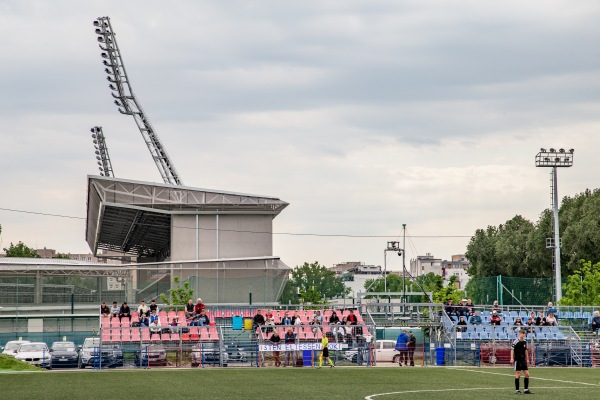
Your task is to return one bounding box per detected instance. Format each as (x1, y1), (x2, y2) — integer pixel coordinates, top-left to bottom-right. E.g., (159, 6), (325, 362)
(159, 276), (194, 309)
(363, 272), (443, 302)
(3, 241), (40, 258)
(432, 276), (465, 304)
(279, 262), (349, 305)
(54, 253), (71, 259)
(559, 260), (600, 306)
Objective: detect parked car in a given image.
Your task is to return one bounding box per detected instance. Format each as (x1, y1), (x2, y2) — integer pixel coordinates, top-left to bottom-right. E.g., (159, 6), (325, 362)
(1, 340), (30, 357)
(344, 340), (398, 364)
(78, 337), (123, 368)
(15, 342), (51, 368)
(135, 344), (167, 367)
(50, 341), (79, 368)
(191, 342), (228, 367)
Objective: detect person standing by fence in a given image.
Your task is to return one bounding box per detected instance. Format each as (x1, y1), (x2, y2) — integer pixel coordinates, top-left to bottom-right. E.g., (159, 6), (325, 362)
(407, 331), (416, 367)
(395, 330), (409, 366)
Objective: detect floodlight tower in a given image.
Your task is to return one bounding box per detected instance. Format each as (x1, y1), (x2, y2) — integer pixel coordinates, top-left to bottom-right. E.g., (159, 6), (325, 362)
(91, 126), (114, 177)
(535, 148), (574, 303)
(93, 16), (183, 185)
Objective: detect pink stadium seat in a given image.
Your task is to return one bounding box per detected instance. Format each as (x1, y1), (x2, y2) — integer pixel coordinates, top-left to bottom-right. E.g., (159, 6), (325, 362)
(101, 316), (110, 327)
(151, 333), (161, 342)
(171, 333), (180, 342)
(131, 329), (141, 342)
(190, 333), (200, 341)
(167, 311), (176, 320)
(200, 328), (210, 341)
(121, 318), (130, 327)
(141, 329), (151, 342)
(110, 318), (120, 327)
(177, 311), (186, 321)
(181, 333), (190, 341)
(121, 328), (131, 342)
(224, 310), (232, 318)
(111, 329), (120, 342)
(102, 331), (111, 342)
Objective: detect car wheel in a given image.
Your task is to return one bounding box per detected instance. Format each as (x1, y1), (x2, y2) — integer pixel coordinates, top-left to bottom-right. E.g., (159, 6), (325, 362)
(393, 355), (401, 364)
(191, 363), (198, 367)
(78, 362), (85, 369)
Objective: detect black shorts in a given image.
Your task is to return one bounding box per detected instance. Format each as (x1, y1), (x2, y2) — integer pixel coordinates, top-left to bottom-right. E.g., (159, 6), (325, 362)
(514, 360), (528, 371)
(322, 347), (329, 358)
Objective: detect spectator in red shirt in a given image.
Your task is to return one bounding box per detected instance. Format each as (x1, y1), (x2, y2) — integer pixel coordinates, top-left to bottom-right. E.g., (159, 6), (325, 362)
(347, 309), (358, 325)
(194, 298), (205, 315)
(490, 310), (502, 325)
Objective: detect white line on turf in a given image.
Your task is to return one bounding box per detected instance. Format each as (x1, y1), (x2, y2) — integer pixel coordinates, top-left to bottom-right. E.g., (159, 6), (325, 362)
(364, 386), (595, 399)
(453, 368), (598, 387)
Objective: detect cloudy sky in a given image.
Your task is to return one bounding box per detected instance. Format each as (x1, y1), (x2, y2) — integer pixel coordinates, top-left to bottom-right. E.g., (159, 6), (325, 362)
(1, 1), (599, 272)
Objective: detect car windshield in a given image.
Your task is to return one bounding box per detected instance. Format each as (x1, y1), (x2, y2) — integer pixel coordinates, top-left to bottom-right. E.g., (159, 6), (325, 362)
(5, 342), (27, 351)
(84, 338), (100, 348)
(52, 342), (76, 351)
(20, 344), (47, 352)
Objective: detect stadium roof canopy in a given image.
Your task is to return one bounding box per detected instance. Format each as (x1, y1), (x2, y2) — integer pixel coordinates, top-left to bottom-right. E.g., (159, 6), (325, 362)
(85, 176), (289, 258)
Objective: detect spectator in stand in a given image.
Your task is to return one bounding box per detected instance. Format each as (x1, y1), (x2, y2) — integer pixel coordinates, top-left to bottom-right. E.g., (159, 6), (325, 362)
(343, 320), (354, 343)
(529, 311), (536, 324)
(314, 310), (323, 324)
(185, 299), (195, 320)
(119, 302), (131, 322)
(347, 309), (358, 325)
(270, 330), (282, 367)
(490, 310), (502, 325)
(110, 301), (120, 319)
(284, 327), (296, 367)
(265, 310), (274, 321)
(149, 317), (162, 336)
(469, 310), (482, 325)
(100, 301), (110, 317)
(265, 315), (276, 334)
(291, 311), (301, 325)
(137, 300), (149, 319)
(395, 330), (409, 366)
(514, 317), (524, 327)
(253, 309), (266, 331)
(591, 311), (600, 334)
(194, 298), (205, 315)
(547, 302), (558, 316)
(329, 311), (340, 325)
(445, 300), (455, 316)
(281, 311), (292, 325)
(545, 312), (558, 326)
(457, 316), (467, 332)
(169, 316), (181, 333)
(311, 315), (322, 334)
(535, 311), (546, 326)
(466, 299), (475, 316)
(492, 300), (501, 314)
(456, 300), (467, 317)
(149, 299), (159, 314)
(149, 309), (160, 325)
(139, 312), (149, 327)
(197, 310), (210, 326)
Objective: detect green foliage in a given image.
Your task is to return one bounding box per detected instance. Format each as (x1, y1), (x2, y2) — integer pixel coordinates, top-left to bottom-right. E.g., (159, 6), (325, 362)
(363, 272), (443, 302)
(559, 260), (600, 306)
(467, 189), (600, 279)
(159, 276), (194, 308)
(54, 253), (71, 259)
(3, 241), (40, 258)
(432, 276), (465, 304)
(279, 261), (350, 305)
(0, 354), (40, 371)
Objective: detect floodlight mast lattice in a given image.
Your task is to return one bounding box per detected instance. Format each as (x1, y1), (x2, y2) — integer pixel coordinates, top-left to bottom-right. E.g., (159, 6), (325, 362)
(535, 148), (574, 303)
(93, 16), (183, 185)
(91, 126), (114, 177)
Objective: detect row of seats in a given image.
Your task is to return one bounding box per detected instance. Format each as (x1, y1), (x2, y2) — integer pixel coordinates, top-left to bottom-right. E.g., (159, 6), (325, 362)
(257, 324), (365, 341)
(101, 309), (364, 328)
(101, 327), (219, 343)
(455, 331), (566, 340)
(461, 326), (562, 334)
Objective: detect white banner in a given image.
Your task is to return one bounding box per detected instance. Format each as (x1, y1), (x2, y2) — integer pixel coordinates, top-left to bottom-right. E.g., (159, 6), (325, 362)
(258, 343), (343, 352)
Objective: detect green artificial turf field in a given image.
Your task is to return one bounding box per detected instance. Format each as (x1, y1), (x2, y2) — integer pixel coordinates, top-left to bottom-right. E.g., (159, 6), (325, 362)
(1, 367), (599, 400)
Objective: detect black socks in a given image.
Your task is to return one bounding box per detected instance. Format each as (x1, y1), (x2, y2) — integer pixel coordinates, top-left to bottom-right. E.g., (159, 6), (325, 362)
(515, 378), (520, 390)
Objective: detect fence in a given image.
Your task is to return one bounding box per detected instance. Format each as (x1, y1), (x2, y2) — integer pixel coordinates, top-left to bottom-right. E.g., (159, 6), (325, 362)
(465, 276), (555, 306)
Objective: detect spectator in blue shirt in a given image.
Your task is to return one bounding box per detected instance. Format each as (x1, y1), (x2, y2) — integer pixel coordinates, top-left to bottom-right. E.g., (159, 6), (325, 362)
(469, 310), (483, 325)
(395, 330), (409, 366)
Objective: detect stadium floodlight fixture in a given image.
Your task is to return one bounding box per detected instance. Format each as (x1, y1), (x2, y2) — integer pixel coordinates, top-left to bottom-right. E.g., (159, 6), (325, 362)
(535, 147), (574, 303)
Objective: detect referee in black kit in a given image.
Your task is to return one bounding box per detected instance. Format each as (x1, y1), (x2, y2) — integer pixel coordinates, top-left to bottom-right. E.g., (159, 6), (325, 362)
(511, 329), (534, 394)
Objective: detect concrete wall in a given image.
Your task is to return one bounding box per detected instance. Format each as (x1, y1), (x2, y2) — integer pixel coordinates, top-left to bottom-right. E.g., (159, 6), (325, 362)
(170, 214), (273, 261)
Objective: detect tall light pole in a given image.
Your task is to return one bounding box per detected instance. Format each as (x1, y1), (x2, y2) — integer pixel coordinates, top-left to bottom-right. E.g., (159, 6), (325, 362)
(402, 224), (407, 303)
(535, 148), (574, 303)
(384, 241), (403, 292)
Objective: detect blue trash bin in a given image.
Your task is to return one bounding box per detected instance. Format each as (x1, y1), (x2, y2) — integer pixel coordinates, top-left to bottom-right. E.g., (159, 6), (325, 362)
(232, 315), (243, 330)
(435, 347), (445, 366)
(302, 350), (313, 367)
